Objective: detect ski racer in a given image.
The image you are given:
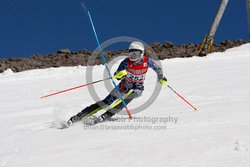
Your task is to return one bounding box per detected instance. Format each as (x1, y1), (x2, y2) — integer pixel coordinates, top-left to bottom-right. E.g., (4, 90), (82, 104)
(67, 41), (167, 125)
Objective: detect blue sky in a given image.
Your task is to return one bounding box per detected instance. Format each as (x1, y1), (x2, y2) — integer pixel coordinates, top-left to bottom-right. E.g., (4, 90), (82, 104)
(0, 0), (249, 58)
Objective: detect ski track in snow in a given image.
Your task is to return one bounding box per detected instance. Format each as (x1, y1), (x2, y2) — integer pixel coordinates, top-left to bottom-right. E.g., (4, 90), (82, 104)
(0, 44), (250, 167)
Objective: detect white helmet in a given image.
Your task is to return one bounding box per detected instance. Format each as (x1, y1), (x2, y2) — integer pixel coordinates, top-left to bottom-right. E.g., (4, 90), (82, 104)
(128, 41), (145, 61)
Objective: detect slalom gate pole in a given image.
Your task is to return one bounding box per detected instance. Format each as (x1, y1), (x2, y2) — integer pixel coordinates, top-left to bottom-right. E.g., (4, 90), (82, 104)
(86, 10), (132, 119)
(167, 84), (198, 111)
(40, 77), (111, 99)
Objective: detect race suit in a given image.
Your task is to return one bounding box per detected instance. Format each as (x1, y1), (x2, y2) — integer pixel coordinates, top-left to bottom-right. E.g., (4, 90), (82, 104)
(76, 55), (163, 119)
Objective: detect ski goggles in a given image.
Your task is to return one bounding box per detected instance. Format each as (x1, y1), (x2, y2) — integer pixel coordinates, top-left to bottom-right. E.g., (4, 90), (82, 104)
(128, 49), (142, 61)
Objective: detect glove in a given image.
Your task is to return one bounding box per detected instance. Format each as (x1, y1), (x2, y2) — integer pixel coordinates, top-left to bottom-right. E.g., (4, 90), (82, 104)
(113, 70), (127, 80)
(159, 76), (168, 86)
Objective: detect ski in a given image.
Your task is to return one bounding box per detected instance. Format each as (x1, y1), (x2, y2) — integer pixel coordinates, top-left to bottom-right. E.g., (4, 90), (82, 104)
(82, 116), (118, 126)
(56, 90), (133, 129)
(57, 116), (118, 129)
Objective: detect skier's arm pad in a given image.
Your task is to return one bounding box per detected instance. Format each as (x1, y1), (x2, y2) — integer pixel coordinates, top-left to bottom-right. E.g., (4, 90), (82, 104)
(113, 70), (127, 80)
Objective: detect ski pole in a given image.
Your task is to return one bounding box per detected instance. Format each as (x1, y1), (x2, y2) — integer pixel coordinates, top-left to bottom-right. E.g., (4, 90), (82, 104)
(40, 77), (111, 99)
(167, 84), (198, 111)
(85, 8), (132, 119)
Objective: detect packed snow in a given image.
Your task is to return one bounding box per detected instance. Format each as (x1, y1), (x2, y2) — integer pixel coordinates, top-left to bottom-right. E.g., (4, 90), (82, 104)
(0, 44), (250, 167)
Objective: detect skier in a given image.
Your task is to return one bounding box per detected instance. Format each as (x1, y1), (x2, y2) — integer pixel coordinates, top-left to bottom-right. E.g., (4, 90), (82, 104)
(67, 41), (167, 125)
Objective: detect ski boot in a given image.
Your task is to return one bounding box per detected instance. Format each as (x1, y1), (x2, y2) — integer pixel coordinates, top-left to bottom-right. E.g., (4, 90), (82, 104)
(83, 111), (115, 125)
(99, 111), (114, 122)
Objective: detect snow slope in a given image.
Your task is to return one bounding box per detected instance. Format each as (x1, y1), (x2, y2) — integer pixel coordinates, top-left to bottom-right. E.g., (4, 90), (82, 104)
(0, 44), (250, 167)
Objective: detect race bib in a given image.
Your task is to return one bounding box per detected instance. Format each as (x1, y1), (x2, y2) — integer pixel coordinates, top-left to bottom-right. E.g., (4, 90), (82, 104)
(126, 72), (146, 83)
